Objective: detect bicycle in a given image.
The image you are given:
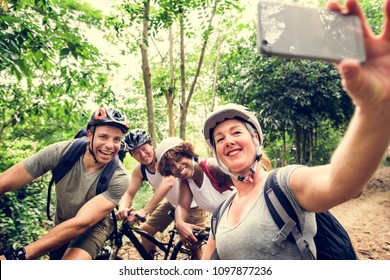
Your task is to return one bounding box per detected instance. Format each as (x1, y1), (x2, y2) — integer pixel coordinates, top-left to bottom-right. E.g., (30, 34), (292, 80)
(1, 220), (208, 260)
(96, 220), (209, 260)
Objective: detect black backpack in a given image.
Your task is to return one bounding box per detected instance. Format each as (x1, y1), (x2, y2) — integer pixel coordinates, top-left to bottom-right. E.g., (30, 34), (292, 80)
(46, 136), (121, 248)
(211, 169), (358, 260)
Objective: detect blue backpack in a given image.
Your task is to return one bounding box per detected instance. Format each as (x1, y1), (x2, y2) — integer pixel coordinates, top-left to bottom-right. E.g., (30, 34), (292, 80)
(211, 169), (358, 260)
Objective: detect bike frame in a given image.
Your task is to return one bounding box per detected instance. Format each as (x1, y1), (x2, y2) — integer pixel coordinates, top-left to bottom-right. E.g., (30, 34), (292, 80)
(121, 223), (191, 260)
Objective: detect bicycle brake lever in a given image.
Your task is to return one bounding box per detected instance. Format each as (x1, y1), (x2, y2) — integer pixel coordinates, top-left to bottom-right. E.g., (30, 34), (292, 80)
(134, 213), (146, 223)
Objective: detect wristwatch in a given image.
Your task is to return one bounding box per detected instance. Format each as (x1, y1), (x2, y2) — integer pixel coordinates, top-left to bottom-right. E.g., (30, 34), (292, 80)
(5, 247), (26, 260)
(14, 247), (26, 260)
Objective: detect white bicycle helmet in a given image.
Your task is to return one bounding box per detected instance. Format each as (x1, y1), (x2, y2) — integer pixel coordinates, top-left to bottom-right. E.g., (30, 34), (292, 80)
(203, 103), (263, 149)
(203, 103), (263, 183)
(156, 137), (184, 162)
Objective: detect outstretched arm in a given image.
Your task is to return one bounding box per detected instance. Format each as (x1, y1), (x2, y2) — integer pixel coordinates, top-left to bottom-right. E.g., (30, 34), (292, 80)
(1, 194), (115, 260)
(291, 0), (390, 212)
(0, 162), (35, 196)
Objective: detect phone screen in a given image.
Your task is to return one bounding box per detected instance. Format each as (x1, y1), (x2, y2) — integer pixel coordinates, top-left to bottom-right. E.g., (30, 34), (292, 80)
(256, 1), (366, 63)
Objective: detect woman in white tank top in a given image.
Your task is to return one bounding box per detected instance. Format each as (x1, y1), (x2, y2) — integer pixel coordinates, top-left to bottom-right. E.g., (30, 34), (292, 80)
(156, 137), (236, 247)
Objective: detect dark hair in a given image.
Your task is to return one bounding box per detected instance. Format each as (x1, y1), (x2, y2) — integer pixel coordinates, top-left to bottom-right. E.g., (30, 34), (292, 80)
(158, 142), (199, 176)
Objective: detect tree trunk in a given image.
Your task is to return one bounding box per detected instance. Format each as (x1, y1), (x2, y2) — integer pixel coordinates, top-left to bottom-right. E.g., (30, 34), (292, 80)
(168, 25), (175, 137)
(211, 23), (223, 112)
(140, 0), (157, 147)
(179, 11), (186, 140)
(295, 125), (302, 164)
(179, 1), (218, 140)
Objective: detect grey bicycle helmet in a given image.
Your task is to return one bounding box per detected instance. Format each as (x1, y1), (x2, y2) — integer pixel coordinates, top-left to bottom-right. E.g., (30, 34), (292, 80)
(125, 129), (152, 153)
(156, 137), (184, 162)
(87, 108), (129, 134)
(203, 103), (263, 150)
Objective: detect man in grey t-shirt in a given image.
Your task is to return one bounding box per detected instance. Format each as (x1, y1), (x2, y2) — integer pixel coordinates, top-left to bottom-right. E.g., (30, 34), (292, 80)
(0, 108), (130, 260)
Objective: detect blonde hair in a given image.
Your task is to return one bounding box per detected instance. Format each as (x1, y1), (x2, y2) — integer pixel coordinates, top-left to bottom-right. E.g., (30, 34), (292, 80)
(259, 150), (272, 172)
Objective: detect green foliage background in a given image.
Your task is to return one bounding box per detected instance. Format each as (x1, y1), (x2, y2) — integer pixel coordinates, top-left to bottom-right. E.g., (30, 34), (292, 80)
(0, 0), (387, 257)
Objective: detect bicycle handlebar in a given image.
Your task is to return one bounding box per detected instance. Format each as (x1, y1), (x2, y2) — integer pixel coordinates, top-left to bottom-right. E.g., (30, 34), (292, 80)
(193, 230), (209, 241)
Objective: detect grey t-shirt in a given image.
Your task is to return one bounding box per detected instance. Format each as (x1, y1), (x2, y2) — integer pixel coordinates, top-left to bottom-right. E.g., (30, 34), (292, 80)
(23, 139), (130, 225)
(213, 165), (316, 260)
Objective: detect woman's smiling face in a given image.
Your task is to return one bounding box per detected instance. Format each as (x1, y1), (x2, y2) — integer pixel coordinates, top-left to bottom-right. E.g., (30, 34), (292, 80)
(213, 119), (257, 175)
(169, 156), (194, 179)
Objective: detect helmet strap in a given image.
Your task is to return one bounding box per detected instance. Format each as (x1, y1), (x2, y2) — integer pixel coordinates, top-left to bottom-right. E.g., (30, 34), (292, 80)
(88, 127), (99, 164)
(235, 154), (261, 183)
(216, 153), (262, 184)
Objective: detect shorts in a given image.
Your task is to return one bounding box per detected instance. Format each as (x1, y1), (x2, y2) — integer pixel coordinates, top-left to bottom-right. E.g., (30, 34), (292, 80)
(49, 217), (112, 260)
(146, 199), (209, 232)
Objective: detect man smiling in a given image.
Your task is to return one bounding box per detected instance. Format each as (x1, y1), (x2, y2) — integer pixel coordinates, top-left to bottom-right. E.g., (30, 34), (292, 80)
(0, 108), (130, 260)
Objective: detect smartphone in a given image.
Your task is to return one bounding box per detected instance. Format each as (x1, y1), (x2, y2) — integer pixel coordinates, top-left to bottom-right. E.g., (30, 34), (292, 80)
(256, 1), (366, 63)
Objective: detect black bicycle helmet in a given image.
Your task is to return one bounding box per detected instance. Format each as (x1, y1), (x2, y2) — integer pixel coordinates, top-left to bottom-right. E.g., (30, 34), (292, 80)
(87, 108), (129, 134)
(125, 129), (152, 153)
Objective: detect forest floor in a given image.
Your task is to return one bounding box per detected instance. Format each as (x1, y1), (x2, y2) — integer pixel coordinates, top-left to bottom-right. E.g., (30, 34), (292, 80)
(117, 166), (390, 260)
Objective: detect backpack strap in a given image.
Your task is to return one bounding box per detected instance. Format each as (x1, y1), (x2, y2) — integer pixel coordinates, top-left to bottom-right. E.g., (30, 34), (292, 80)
(47, 138), (88, 220)
(96, 155), (119, 195)
(52, 138), (88, 183)
(200, 159), (234, 193)
(140, 164), (148, 182)
(209, 193), (236, 260)
(46, 179), (55, 221)
(264, 169), (315, 260)
(95, 155), (122, 249)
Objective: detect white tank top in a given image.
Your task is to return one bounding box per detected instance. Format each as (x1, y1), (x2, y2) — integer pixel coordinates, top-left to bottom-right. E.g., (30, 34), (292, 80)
(188, 173), (235, 213)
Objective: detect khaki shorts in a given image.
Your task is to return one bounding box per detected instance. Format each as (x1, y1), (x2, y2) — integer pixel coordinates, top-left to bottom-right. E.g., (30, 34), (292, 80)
(146, 199), (209, 232)
(50, 217), (112, 260)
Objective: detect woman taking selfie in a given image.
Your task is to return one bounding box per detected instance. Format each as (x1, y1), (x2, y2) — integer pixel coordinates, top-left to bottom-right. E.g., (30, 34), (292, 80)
(201, 0), (390, 259)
